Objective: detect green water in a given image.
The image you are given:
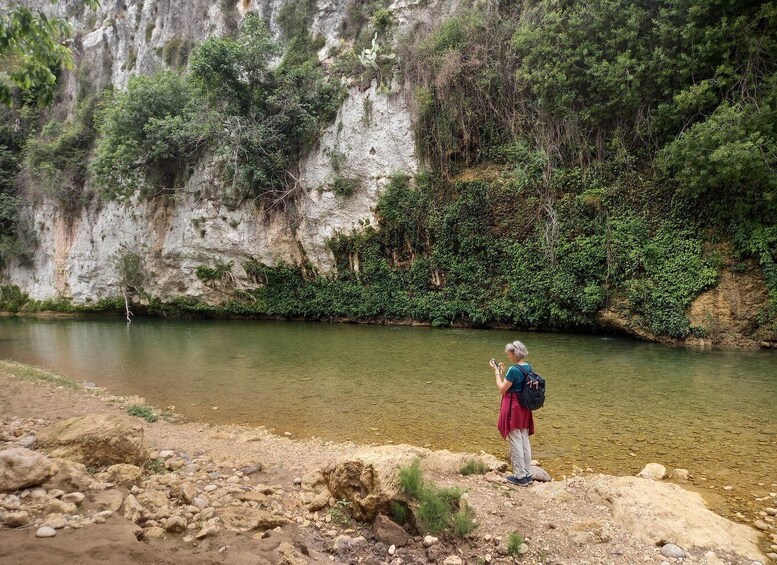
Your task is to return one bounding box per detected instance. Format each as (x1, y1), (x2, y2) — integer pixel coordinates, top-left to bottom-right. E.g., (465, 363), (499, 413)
(1, 317), (775, 518)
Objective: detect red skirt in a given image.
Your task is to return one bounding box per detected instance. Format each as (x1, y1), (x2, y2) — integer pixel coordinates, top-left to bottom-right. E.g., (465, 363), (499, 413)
(497, 393), (535, 439)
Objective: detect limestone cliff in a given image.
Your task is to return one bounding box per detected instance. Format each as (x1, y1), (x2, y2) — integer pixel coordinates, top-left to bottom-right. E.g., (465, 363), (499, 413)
(1, 0), (429, 302)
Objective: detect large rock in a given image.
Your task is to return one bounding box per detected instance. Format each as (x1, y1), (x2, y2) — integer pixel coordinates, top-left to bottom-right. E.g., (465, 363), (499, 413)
(321, 444), (506, 521)
(637, 463), (666, 480)
(48, 458), (97, 491)
(374, 513), (409, 547)
(95, 464), (143, 486)
(321, 445), (427, 520)
(589, 475), (764, 560)
(219, 507), (290, 532)
(37, 415), (148, 467)
(0, 448), (57, 492)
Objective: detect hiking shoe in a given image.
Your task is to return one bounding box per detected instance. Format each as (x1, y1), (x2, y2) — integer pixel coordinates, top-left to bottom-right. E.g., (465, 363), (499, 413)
(505, 475), (522, 485)
(519, 475), (534, 486)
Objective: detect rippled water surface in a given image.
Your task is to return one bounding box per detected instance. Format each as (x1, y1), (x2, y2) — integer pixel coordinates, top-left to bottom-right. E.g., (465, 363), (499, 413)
(1, 317), (775, 516)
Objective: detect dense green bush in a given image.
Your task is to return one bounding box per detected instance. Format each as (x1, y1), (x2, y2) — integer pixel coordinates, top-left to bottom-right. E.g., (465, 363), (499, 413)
(91, 71), (209, 198)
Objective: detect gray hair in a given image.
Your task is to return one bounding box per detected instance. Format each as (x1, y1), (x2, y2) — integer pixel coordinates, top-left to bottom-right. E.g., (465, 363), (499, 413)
(505, 340), (528, 359)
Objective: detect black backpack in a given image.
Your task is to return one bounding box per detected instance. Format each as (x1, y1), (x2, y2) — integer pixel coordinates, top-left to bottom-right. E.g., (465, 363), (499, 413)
(515, 364), (546, 410)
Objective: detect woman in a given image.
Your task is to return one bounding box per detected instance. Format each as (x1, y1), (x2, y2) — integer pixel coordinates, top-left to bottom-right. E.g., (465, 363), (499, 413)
(490, 340), (535, 486)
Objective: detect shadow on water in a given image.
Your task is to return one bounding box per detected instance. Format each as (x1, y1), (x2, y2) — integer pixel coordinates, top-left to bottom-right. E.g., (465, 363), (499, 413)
(0, 316), (775, 518)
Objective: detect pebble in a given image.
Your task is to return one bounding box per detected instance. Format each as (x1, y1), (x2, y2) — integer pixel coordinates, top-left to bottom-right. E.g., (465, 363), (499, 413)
(388, 544), (396, 556)
(62, 492), (85, 505)
(293, 477), (302, 485)
(754, 520), (770, 531)
(36, 526), (56, 538)
(766, 554), (777, 562)
(423, 535), (439, 547)
(443, 557), (463, 565)
(48, 489), (65, 499)
(204, 485), (218, 492)
(159, 450), (176, 459)
(660, 543), (686, 558)
(723, 485), (733, 491)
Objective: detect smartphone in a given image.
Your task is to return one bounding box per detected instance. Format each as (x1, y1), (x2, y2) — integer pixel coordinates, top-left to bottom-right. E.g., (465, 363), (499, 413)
(490, 358), (497, 367)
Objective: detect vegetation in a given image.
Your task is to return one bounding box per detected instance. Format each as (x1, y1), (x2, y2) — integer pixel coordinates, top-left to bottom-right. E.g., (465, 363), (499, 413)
(0, 0), (100, 106)
(90, 13), (341, 206)
(397, 460), (474, 537)
(506, 531), (525, 556)
(126, 403), (159, 422)
(460, 459), (489, 476)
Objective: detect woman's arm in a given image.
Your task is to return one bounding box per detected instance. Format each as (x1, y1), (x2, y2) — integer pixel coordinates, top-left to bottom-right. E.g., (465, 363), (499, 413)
(493, 362), (512, 394)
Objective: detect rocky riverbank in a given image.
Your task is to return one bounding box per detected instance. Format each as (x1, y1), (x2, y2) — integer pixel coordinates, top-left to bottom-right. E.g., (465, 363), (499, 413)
(0, 360), (774, 565)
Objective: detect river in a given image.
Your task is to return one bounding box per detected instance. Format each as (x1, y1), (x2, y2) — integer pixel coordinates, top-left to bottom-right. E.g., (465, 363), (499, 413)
(1, 316), (775, 518)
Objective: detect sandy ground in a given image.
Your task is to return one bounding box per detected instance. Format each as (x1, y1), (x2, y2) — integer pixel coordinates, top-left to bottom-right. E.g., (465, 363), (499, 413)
(0, 360), (771, 565)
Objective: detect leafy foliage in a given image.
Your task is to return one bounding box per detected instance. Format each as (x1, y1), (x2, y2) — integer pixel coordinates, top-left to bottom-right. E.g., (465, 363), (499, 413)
(0, 1), (100, 107)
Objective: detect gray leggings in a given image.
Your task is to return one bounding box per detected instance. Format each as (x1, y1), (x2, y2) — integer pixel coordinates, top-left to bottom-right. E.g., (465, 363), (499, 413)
(508, 428), (532, 478)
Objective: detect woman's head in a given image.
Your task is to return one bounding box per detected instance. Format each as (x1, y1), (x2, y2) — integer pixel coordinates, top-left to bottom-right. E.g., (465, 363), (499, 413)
(505, 340), (528, 361)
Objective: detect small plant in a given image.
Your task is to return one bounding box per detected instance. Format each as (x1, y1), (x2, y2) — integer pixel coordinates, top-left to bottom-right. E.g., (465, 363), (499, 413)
(460, 458), (489, 476)
(506, 531), (525, 556)
(398, 459), (424, 498)
(390, 500), (409, 525)
(328, 499), (352, 525)
(371, 8), (394, 31)
(331, 176), (361, 198)
(126, 403), (159, 422)
(145, 458), (166, 475)
(452, 507), (477, 538)
(416, 488), (451, 534)
(196, 261), (234, 284)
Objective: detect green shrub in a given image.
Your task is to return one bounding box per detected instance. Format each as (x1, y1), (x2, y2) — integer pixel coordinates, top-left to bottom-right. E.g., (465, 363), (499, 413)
(460, 459), (489, 476)
(416, 488), (452, 534)
(126, 404), (159, 422)
(451, 507), (477, 538)
(506, 531), (525, 556)
(330, 176), (361, 198)
(390, 500), (408, 525)
(196, 261), (233, 284)
(91, 71), (209, 199)
(24, 96), (98, 211)
(398, 459), (424, 498)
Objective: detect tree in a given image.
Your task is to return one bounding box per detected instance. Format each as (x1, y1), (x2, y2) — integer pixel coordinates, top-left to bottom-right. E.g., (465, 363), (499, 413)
(0, 0), (100, 107)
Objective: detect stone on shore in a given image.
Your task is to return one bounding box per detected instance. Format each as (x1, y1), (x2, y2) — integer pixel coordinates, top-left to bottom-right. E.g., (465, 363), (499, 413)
(37, 414), (148, 467)
(660, 543), (686, 558)
(588, 475), (764, 560)
(374, 513), (409, 547)
(219, 507), (289, 532)
(0, 447), (57, 492)
(95, 464), (143, 486)
(48, 458), (96, 491)
(1, 510), (30, 527)
(637, 463), (666, 480)
(36, 526), (56, 538)
(531, 465), (552, 482)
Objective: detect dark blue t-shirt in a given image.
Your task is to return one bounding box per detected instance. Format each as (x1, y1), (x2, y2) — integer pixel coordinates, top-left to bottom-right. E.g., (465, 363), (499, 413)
(505, 363), (532, 395)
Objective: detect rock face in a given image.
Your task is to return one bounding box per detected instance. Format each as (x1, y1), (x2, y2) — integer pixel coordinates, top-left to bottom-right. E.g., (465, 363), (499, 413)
(1, 0), (429, 304)
(0, 448), (57, 492)
(589, 475), (764, 560)
(37, 415), (148, 467)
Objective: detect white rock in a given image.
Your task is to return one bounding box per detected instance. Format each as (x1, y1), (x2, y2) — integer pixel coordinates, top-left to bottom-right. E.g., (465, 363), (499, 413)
(443, 556), (463, 565)
(36, 526), (56, 538)
(388, 544), (396, 556)
(159, 450), (176, 459)
(62, 492), (85, 505)
(423, 535), (439, 547)
(637, 463), (667, 480)
(660, 543), (686, 558)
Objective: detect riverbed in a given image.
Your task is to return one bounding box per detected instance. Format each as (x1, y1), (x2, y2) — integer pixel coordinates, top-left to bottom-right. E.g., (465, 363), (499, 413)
(1, 316), (775, 518)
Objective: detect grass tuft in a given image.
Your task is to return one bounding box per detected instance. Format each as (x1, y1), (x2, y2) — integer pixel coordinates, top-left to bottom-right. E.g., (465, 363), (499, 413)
(507, 531), (525, 555)
(126, 403), (159, 422)
(452, 507), (477, 538)
(460, 458), (489, 475)
(398, 459), (424, 498)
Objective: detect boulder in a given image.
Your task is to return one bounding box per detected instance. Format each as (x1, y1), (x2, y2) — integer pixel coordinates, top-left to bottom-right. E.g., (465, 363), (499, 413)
(219, 507), (290, 532)
(0, 447), (57, 492)
(1, 510), (30, 527)
(95, 464), (143, 486)
(321, 444), (427, 520)
(165, 515), (187, 532)
(374, 513), (409, 547)
(589, 475), (765, 560)
(530, 465), (552, 482)
(48, 458), (97, 491)
(637, 463), (666, 480)
(37, 415), (148, 467)
(92, 489), (125, 512)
